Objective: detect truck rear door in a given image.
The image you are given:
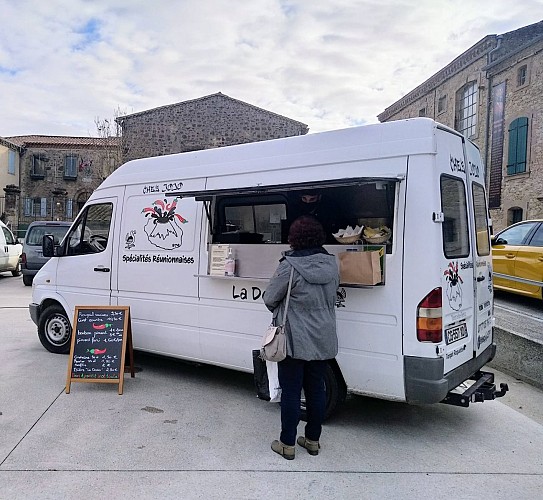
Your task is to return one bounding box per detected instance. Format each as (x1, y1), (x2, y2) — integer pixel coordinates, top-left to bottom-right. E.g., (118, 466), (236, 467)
(465, 140), (493, 356)
(437, 129), (476, 374)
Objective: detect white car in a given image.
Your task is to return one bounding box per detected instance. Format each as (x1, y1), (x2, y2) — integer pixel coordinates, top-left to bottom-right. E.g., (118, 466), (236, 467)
(0, 220), (22, 277)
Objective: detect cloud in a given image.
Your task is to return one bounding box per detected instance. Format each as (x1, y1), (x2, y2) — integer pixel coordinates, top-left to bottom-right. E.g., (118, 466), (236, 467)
(1, 0), (542, 136)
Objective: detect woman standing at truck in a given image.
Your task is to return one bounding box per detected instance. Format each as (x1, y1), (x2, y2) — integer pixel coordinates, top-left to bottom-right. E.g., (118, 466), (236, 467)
(263, 215), (339, 460)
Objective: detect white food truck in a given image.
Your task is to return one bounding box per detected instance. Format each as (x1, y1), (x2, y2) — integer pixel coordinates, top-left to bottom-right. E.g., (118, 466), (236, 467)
(30, 118), (508, 416)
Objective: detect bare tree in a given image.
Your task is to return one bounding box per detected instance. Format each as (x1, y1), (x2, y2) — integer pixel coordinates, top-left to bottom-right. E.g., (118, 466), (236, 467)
(94, 106), (129, 180)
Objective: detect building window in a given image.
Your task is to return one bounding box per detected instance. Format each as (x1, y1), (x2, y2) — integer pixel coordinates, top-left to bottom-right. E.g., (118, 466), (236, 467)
(418, 107), (426, 117)
(24, 198), (32, 216)
(25, 197), (48, 217)
(517, 65), (527, 87)
(31, 154), (47, 179)
(66, 199), (73, 219)
(8, 150), (16, 175)
(455, 81), (478, 138)
(507, 117), (528, 175)
(507, 207), (523, 225)
(437, 95), (447, 114)
(64, 155), (78, 179)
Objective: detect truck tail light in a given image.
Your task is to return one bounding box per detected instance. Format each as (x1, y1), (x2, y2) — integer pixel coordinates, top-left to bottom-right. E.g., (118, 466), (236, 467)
(417, 287), (443, 343)
(21, 252), (27, 266)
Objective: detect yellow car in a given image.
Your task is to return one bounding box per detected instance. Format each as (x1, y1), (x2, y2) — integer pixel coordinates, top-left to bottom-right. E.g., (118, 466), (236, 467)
(491, 219), (543, 300)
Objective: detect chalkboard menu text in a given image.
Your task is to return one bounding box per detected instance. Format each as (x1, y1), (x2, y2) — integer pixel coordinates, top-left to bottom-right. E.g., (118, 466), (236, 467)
(66, 306), (134, 394)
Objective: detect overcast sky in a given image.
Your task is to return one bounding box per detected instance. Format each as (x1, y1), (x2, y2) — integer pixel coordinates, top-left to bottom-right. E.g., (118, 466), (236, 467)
(1, 0), (542, 138)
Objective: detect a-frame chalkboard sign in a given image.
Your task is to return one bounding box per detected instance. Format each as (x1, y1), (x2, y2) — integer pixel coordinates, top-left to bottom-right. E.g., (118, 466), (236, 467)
(66, 306), (135, 395)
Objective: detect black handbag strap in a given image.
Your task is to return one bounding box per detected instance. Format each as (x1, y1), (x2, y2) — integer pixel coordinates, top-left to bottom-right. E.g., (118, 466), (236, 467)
(280, 266), (295, 327)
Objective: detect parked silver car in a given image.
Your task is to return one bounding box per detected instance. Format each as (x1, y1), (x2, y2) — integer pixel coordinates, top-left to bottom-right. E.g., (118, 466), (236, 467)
(21, 221), (71, 286)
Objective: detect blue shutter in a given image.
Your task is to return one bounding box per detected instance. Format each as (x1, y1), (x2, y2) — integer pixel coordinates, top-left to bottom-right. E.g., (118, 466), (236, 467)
(507, 119), (518, 175)
(507, 117), (529, 175)
(24, 198), (32, 216)
(65, 155), (78, 178)
(516, 117), (528, 173)
(66, 199), (73, 218)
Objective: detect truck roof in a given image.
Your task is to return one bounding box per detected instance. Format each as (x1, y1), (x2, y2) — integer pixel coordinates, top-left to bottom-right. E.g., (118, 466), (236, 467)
(97, 118), (456, 192)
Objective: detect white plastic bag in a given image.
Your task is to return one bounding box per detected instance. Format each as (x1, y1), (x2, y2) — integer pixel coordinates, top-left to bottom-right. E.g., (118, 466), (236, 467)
(266, 360), (282, 403)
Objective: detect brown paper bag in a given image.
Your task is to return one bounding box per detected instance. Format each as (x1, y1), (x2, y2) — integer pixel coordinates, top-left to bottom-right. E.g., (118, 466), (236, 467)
(339, 250), (382, 285)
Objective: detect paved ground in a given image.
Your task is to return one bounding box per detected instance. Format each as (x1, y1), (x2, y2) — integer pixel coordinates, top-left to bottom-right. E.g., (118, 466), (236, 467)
(1, 274), (543, 499)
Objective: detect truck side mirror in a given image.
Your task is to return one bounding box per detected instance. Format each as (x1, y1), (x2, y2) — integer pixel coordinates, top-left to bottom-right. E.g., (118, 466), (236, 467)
(42, 234), (56, 257)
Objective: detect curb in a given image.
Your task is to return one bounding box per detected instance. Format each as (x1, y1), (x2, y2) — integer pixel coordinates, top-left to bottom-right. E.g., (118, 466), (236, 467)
(488, 326), (543, 390)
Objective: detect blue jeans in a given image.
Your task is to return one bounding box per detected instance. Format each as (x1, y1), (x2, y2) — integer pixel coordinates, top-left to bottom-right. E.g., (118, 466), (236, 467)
(277, 356), (327, 446)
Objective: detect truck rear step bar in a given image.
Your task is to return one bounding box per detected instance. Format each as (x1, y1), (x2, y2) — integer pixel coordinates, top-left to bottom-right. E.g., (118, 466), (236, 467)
(441, 370), (509, 407)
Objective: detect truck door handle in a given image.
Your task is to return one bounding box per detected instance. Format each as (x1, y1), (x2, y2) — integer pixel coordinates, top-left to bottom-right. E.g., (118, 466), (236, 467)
(505, 253), (516, 259)
(476, 275), (485, 282)
(94, 266), (110, 273)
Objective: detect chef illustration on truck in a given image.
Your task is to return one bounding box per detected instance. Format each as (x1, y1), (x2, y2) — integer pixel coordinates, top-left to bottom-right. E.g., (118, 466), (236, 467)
(141, 198), (188, 250)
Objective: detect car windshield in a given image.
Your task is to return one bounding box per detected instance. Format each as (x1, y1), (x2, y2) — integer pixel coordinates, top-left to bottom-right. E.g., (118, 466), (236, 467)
(26, 226), (69, 246)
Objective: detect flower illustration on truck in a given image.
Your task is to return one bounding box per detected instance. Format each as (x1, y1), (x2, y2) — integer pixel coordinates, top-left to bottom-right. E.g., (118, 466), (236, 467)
(142, 198), (188, 250)
(444, 261), (463, 311)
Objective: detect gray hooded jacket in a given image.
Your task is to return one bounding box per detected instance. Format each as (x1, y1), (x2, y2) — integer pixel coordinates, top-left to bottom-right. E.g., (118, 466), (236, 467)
(263, 248), (339, 361)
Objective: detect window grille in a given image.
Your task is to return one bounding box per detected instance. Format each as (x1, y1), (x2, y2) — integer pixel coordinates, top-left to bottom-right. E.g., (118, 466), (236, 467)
(455, 82), (477, 138)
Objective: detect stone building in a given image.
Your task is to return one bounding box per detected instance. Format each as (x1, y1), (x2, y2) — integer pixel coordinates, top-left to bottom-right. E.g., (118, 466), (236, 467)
(2, 93), (307, 234)
(4, 135), (120, 232)
(0, 138), (21, 229)
(378, 20), (543, 231)
(116, 92), (309, 163)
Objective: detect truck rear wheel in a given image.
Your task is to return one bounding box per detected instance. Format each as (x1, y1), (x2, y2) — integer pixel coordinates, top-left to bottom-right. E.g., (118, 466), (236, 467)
(301, 362), (347, 421)
(11, 262), (21, 277)
(38, 304), (72, 354)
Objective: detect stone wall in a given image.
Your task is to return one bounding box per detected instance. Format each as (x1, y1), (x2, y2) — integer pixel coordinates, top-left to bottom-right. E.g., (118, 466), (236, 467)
(378, 55), (490, 163)
(118, 93), (309, 163)
(378, 24), (543, 232)
(486, 40), (543, 229)
(18, 145), (115, 225)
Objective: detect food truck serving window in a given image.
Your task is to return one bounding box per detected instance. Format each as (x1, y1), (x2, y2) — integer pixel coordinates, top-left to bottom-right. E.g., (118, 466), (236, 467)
(203, 180), (397, 249)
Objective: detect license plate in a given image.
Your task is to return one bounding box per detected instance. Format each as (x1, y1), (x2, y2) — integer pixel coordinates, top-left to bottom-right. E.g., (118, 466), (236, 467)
(445, 323), (468, 345)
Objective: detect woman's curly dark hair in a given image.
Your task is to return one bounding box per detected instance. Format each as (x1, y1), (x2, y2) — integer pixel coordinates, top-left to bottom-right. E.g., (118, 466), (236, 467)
(288, 215), (326, 250)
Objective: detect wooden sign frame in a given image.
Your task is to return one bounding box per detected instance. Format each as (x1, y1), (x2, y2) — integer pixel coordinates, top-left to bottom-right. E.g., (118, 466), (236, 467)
(66, 306), (135, 395)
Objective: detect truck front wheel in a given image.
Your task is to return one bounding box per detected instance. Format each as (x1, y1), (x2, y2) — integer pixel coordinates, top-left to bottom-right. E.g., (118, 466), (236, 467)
(38, 305), (72, 354)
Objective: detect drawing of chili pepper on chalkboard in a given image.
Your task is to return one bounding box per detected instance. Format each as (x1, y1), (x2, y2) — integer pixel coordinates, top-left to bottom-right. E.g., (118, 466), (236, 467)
(87, 348), (107, 355)
(92, 323), (112, 330)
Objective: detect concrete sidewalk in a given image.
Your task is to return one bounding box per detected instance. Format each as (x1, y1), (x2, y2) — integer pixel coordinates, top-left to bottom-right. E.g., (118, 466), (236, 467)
(1, 304), (543, 499)
(1, 277), (543, 499)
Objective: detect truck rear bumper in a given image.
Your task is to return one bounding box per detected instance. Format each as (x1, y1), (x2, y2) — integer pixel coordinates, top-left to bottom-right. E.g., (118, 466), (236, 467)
(404, 343), (497, 404)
